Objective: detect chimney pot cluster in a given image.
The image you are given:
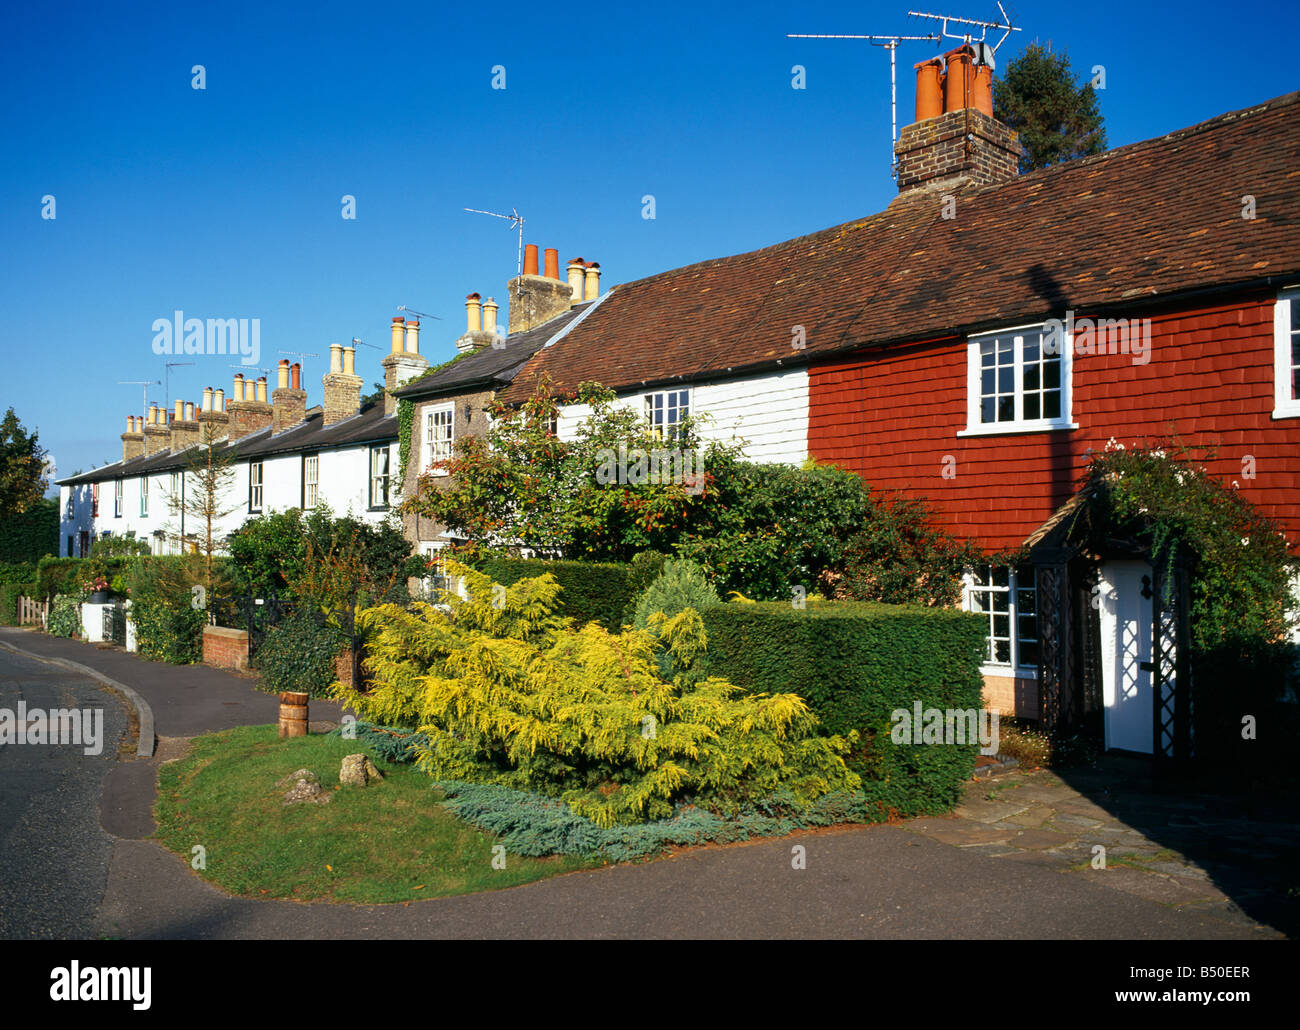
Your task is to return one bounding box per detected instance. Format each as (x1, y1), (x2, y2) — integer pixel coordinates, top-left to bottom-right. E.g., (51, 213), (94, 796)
(914, 45), (993, 121)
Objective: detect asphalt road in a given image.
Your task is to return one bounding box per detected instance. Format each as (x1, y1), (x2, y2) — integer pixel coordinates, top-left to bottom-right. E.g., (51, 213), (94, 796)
(0, 649), (128, 939)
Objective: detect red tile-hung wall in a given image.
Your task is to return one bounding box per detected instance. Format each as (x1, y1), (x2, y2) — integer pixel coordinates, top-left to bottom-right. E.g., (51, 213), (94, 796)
(808, 293), (1300, 554)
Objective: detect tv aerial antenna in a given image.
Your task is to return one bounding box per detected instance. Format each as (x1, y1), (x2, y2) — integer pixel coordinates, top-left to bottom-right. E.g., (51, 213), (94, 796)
(164, 361), (194, 411)
(396, 305), (442, 321)
(118, 379), (160, 420)
(463, 206), (526, 298)
(788, 5), (1020, 179)
(278, 349), (319, 377)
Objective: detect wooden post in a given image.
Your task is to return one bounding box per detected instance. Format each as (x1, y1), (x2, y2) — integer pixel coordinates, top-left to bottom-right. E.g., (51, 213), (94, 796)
(278, 691), (309, 738)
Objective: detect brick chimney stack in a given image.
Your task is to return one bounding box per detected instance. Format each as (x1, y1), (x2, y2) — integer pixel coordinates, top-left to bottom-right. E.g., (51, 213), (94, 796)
(122, 415), (145, 462)
(143, 404), (171, 457)
(456, 293), (499, 354)
(197, 386), (230, 444)
(272, 358), (307, 434)
(382, 317), (430, 415)
(226, 371), (274, 440)
(894, 46), (1020, 195)
(170, 399), (201, 452)
(322, 343), (363, 424)
(508, 243), (581, 333)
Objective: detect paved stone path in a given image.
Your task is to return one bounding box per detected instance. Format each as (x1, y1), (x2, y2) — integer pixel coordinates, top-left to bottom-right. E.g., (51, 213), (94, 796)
(903, 759), (1300, 937)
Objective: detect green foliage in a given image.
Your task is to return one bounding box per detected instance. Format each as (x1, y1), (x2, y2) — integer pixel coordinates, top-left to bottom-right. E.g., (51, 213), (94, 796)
(0, 497), (58, 564)
(48, 594), (81, 638)
(474, 556), (637, 631)
(632, 558), (720, 631)
(438, 780), (899, 862)
(1072, 441), (1297, 652)
(254, 606), (347, 698)
(228, 506), (413, 606)
(0, 408), (48, 516)
(131, 596), (205, 663)
(0, 583), (25, 625)
(993, 41), (1107, 172)
(701, 601), (987, 816)
(836, 493), (988, 606)
(91, 533), (151, 558)
(333, 561), (859, 827)
(0, 563), (37, 625)
(126, 555), (213, 664)
(0, 561), (36, 587)
(397, 396), (415, 485)
(36, 556), (138, 599)
(409, 379), (723, 560)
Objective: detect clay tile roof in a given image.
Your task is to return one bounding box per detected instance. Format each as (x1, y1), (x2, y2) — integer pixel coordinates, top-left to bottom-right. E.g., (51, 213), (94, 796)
(501, 91), (1300, 404)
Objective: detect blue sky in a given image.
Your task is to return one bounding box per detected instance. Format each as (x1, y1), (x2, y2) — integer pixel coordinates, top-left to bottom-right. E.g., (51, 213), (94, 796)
(3, 0), (1297, 483)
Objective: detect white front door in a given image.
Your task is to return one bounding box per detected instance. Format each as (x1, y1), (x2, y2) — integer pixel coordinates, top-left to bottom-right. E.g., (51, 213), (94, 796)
(1099, 560), (1154, 754)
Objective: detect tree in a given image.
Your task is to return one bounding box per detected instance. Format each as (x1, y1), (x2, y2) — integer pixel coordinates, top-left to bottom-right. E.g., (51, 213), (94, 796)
(165, 431), (241, 594)
(993, 41), (1106, 173)
(0, 408), (49, 514)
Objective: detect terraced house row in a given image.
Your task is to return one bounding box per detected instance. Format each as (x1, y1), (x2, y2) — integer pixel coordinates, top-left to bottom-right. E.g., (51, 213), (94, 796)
(61, 68), (1300, 757)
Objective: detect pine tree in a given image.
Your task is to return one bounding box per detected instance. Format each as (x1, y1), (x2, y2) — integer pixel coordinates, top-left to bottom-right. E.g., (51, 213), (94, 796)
(994, 41), (1107, 172)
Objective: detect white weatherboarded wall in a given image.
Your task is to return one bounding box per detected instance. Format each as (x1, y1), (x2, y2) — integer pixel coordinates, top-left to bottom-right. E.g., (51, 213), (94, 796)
(555, 368), (808, 465)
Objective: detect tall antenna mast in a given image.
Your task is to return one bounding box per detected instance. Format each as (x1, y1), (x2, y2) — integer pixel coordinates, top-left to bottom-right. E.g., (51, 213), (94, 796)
(464, 206), (526, 297)
(396, 305), (442, 321)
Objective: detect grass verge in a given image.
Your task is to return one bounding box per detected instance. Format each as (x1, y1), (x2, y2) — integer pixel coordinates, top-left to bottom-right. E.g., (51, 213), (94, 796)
(153, 725), (600, 903)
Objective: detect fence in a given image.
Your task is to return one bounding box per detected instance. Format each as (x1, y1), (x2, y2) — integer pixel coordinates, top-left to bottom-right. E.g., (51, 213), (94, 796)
(18, 596), (47, 629)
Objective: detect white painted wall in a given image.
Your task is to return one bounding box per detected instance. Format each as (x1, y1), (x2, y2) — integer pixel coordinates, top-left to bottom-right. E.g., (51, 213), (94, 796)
(554, 368), (808, 465)
(62, 438), (401, 556)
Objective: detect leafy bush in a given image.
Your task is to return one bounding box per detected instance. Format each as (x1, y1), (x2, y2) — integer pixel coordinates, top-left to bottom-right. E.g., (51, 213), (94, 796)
(254, 606), (347, 698)
(701, 601), (987, 816)
(229, 506), (414, 606)
(126, 556), (212, 664)
(91, 533), (151, 558)
(632, 558), (720, 631)
(475, 556), (637, 632)
(333, 562), (859, 827)
(48, 594), (81, 638)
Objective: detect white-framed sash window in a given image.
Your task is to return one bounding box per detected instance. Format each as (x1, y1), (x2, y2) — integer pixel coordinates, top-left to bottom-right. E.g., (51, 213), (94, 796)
(1273, 287), (1300, 418)
(960, 323), (1075, 436)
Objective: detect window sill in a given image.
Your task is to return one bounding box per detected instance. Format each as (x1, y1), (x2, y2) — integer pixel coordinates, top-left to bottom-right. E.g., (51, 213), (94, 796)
(368, 505), (391, 512)
(979, 664), (1040, 680)
(958, 421), (1078, 438)
(1271, 405), (1300, 420)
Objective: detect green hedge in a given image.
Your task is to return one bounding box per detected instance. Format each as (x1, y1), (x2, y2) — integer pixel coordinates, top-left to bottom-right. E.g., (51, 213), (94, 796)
(0, 562), (36, 626)
(700, 601), (988, 817)
(473, 556), (666, 632)
(254, 606), (347, 698)
(0, 498), (58, 565)
(132, 596), (205, 664)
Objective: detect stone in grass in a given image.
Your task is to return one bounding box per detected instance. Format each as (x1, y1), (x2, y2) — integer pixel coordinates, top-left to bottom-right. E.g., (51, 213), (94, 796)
(340, 754), (383, 787)
(276, 768), (331, 806)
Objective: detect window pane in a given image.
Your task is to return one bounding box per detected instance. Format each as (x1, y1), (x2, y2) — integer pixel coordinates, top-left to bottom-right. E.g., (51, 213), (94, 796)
(1019, 641), (1039, 667)
(997, 396), (1015, 421)
(1024, 394), (1040, 420)
(993, 639), (1011, 663)
(1044, 390), (1061, 419)
(1044, 359), (1061, 389)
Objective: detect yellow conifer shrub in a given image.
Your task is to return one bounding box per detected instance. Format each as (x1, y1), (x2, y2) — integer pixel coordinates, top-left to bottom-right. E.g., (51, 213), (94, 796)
(332, 561), (859, 826)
